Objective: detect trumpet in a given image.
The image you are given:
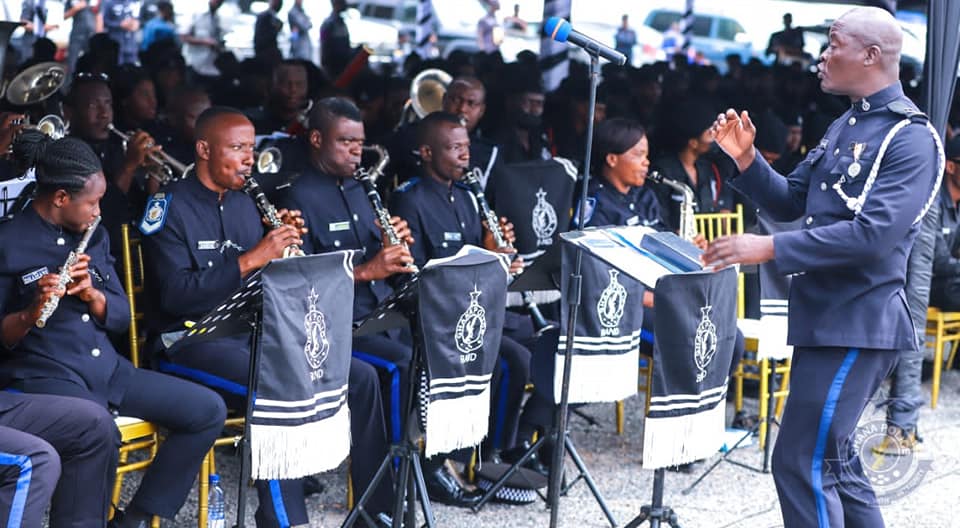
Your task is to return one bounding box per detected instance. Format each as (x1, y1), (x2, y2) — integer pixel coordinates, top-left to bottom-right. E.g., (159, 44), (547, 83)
(108, 124), (189, 186)
(355, 145), (417, 272)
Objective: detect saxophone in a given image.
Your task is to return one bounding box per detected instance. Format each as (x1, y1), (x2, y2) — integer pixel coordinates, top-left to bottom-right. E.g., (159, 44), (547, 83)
(355, 145), (418, 272)
(36, 216), (101, 328)
(648, 170), (697, 241)
(240, 176), (305, 258)
(462, 167), (554, 335)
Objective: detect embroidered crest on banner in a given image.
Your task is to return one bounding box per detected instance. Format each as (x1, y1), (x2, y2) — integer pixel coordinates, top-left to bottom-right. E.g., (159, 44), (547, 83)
(532, 187), (558, 246)
(694, 305), (718, 382)
(303, 287), (330, 378)
(455, 285), (487, 361)
(597, 269), (627, 336)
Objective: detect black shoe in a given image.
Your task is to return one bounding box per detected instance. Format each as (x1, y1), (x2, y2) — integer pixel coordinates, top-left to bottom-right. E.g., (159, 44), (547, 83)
(498, 441), (550, 478)
(107, 509), (148, 528)
(423, 464), (483, 508)
(667, 459), (704, 474)
(303, 475), (325, 497)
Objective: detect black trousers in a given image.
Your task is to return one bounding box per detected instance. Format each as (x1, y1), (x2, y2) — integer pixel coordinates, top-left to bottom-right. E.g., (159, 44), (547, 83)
(17, 368), (226, 519)
(0, 392), (118, 528)
(170, 335), (393, 526)
(772, 347), (898, 528)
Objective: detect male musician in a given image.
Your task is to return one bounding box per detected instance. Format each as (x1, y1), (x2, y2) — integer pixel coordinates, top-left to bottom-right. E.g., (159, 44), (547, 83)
(158, 85), (212, 166)
(0, 391), (118, 527)
(0, 132), (226, 528)
(245, 59), (310, 136)
(275, 98), (486, 508)
(64, 72), (162, 259)
(390, 111), (534, 464)
(140, 106), (393, 525)
(705, 7), (941, 526)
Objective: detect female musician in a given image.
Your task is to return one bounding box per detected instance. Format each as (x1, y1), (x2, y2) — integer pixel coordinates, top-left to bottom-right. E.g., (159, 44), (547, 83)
(0, 130), (226, 528)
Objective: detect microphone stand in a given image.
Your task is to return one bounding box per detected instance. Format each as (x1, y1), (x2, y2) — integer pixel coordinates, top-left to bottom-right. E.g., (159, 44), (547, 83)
(548, 51), (605, 528)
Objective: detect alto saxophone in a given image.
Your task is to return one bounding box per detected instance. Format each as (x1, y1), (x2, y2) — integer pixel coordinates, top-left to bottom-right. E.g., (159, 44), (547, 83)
(36, 216), (101, 328)
(240, 176), (305, 258)
(648, 170), (697, 241)
(355, 145), (418, 272)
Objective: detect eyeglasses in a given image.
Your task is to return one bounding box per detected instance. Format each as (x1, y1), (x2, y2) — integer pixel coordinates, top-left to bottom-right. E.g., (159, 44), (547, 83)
(74, 71), (111, 83)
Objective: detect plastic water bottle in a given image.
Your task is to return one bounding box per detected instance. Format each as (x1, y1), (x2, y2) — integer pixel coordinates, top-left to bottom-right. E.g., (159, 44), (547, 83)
(208, 474), (225, 528)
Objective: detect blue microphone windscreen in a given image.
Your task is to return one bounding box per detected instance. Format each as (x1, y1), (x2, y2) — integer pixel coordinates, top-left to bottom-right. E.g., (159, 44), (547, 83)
(545, 17), (571, 43)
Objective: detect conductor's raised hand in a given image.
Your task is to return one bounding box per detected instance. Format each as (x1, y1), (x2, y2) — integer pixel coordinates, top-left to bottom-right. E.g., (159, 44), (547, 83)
(702, 234), (774, 270)
(356, 245), (415, 281)
(712, 109), (757, 172)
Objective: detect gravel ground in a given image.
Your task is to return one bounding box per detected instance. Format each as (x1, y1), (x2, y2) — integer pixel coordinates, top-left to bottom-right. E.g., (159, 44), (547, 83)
(117, 368), (960, 528)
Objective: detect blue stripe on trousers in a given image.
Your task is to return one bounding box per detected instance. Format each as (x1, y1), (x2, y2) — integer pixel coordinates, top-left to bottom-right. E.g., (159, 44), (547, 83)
(0, 453), (32, 528)
(268, 479), (290, 528)
(811, 348), (859, 528)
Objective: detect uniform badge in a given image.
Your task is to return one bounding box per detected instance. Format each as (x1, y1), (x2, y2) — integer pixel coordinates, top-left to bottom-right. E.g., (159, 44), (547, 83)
(197, 240), (220, 251)
(329, 221), (350, 232)
(21, 267), (48, 285)
(848, 142), (866, 179)
(139, 193), (171, 235)
(444, 232), (462, 242)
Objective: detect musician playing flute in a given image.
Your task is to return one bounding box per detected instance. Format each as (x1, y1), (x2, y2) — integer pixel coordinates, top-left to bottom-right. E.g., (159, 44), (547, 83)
(140, 106), (393, 526)
(0, 130), (225, 528)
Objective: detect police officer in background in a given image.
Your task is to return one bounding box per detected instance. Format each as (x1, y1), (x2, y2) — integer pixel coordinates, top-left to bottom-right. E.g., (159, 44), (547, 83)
(391, 112), (535, 468)
(140, 106), (393, 525)
(0, 391), (117, 527)
(705, 7), (941, 526)
(0, 131), (226, 528)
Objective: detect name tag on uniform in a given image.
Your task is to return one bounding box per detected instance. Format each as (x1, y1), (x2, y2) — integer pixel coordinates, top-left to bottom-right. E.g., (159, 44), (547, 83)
(329, 221), (351, 232)
(626, 215), (640, 226)
(444, 232), (462, 241)
(21, 267), (48, 285)
(197, 240), (219, 251)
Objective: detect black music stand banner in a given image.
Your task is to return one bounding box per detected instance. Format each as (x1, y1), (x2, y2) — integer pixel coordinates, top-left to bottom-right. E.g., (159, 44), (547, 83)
(491, 158), (577, 261)
(555, 239), (645, 404)
(418, 246), (509, 457)
(253, 251), (356, 479)
(642, 268), (737, 469)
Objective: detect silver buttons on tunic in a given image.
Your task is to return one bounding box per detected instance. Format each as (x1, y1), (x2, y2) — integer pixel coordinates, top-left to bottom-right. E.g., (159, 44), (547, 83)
(91, 348), (101, 357)
(81, 314), (90, 322)
(806, 216), (814, 225)
(820, 182), (828, 191)
(848, 117), (857, 126)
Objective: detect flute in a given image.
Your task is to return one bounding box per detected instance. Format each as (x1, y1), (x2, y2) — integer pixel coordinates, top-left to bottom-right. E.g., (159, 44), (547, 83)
(36, 216), (101, 328)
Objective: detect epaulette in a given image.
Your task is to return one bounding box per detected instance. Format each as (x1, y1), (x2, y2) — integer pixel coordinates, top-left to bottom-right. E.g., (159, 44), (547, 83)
(887, 100), (929, 124)
(394, 177), (420, 193)
(139, 192), (172, 235)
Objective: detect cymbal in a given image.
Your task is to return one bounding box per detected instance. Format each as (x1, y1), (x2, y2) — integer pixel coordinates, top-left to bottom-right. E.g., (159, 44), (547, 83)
(5, 62), (66, 106)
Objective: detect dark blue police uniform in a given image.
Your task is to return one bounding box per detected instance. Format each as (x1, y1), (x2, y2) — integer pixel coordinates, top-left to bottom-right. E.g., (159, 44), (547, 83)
(0, 207), (226, 520)
(651, 153), (737, 233)
(730, 82), (940, 527)
(0, 391), (117, 528)
(140, 176), (393, 524)
(574, 176), (669, 231)
(931, 185), (960, 310)
(391, 175), (533, 451)
(275, 166), (414, 419)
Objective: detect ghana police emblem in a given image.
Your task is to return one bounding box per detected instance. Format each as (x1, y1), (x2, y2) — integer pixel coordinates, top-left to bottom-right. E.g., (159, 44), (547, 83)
(455, 286), (487, 359)
(303, 287), (331, 376)
(139, 193), (170, 235)
(532, 187), (558, 246)
(597, 269), (627, 336)
(694, 305), (718, 383)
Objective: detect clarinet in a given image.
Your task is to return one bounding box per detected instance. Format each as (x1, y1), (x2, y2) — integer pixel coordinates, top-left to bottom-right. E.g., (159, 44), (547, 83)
(36, 216), (101, 328)
(356, 145), (418, 272)
(240, 176), (305, 258)
(462, 168), (555, 335)
(648, 170), (697, 241)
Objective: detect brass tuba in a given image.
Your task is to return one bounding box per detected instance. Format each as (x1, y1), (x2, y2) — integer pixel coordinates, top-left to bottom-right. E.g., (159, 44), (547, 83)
(396, 68), (452, 129)
(5, 61), (67, 107)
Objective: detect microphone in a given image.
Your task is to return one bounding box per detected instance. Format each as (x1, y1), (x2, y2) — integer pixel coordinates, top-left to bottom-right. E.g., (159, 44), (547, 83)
(544, 17), (627, 66)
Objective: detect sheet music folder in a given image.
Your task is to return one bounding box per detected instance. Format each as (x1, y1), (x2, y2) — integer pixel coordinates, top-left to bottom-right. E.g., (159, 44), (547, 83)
(560, 226), (706, 288)
(507, 243), (560, 292)
(172, 270), (264, 347)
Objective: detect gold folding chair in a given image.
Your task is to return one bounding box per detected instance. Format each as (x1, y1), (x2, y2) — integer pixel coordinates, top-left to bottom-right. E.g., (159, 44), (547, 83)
(115, 224), (161, 528)
(925, 307), (960, 409)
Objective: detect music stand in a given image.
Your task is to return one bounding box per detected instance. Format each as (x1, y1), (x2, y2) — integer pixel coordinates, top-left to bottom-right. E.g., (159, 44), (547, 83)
(171, 271), (264, 528)
(342, 274), (437, 528)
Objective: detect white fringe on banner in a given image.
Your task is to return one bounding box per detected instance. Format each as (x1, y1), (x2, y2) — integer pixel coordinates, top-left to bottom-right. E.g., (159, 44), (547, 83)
(424, 387), (490, 457)
(641, 403), (726, 469)
(553, 349), (640, 404)
(250, 404), (351, 480)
